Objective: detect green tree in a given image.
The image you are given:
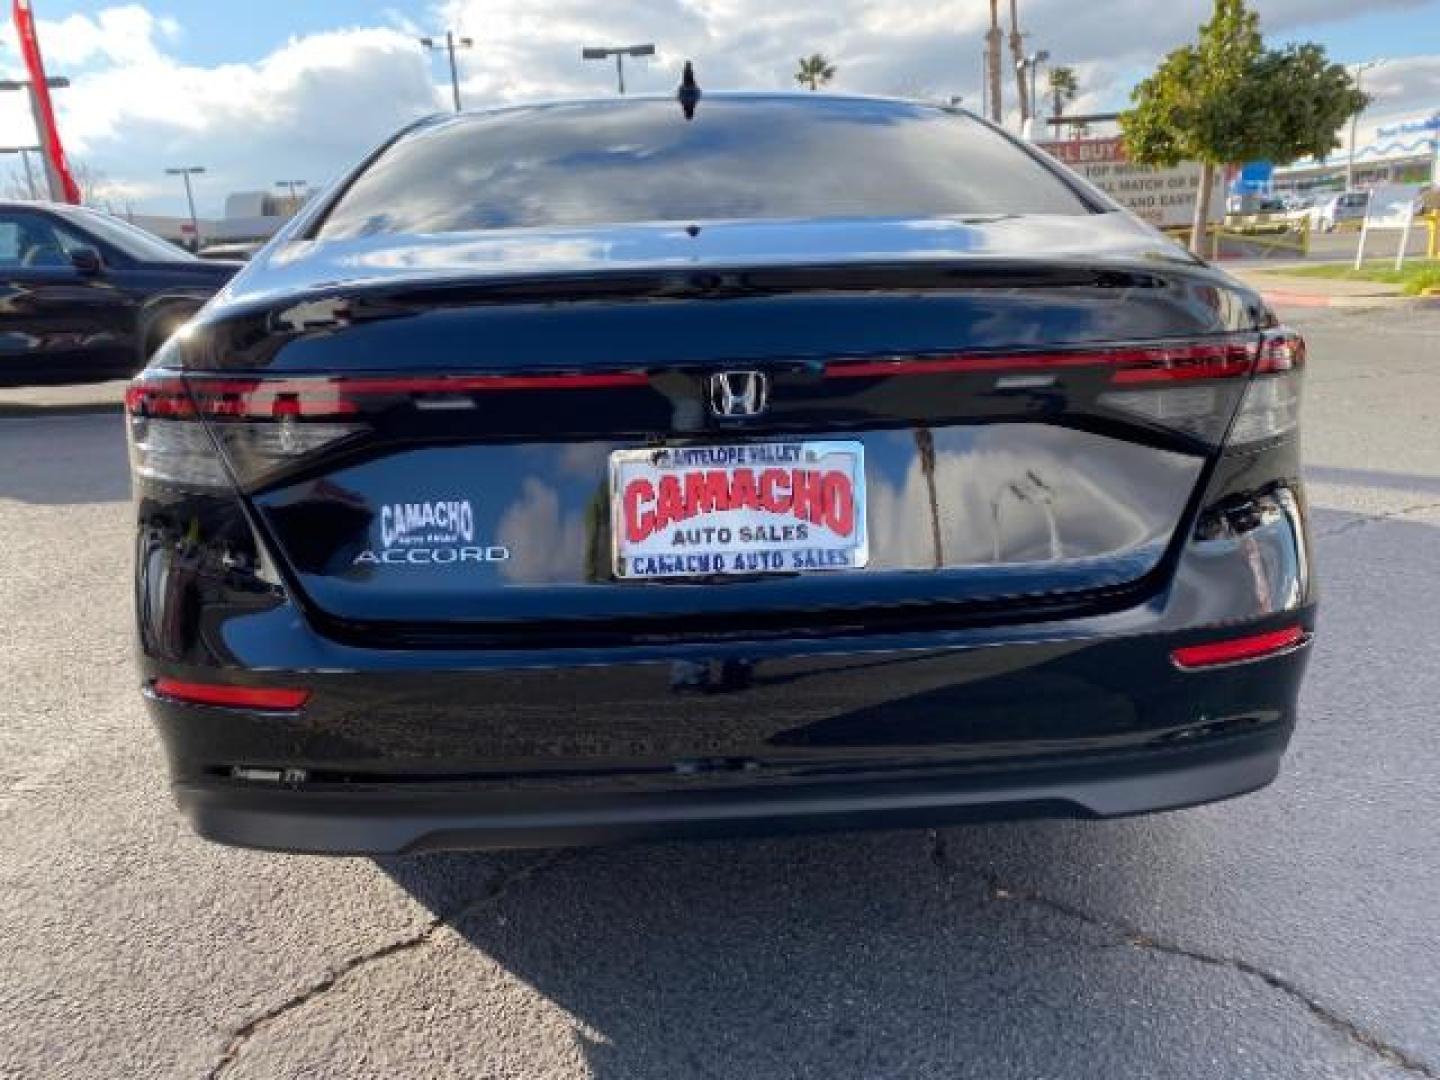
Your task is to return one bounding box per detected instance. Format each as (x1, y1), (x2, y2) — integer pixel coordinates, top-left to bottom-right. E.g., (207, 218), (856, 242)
(795, 53), (836, 91)
(1120, 0), (1366, 254)
(1047, 65), (1079, 120)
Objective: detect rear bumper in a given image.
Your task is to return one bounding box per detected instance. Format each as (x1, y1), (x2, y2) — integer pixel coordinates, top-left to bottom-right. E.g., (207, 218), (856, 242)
(147, 595), (1316, 854)
(174, 726), (1290, 855)
(140, 452), (1317, 854)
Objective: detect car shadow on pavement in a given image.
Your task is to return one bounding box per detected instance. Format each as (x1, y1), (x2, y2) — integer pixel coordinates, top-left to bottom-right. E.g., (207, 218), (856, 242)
(373, 809), (1332, 1078)
(361, 507), (1440, 1078)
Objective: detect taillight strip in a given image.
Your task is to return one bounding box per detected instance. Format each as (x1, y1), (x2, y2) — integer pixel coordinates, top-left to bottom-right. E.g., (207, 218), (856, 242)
(333, 372), (650, 393)
(190, 372), (650, 418)
(125, 377), (196, 418)
(824, 341), (1259, 384)
(128, 372), (651, 420)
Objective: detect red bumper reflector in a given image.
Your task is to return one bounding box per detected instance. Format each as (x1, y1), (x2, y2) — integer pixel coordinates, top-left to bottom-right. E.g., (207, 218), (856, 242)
(152, 678), (310, 710)
(1171, 625), (1306, 670)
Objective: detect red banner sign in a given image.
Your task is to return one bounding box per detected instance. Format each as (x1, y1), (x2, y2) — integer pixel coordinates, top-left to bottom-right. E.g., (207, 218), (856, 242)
(12, 0), (80, 204)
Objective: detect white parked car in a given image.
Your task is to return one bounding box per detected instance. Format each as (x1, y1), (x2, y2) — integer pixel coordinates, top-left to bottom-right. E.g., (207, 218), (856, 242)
(1312, 191), (1369, 232)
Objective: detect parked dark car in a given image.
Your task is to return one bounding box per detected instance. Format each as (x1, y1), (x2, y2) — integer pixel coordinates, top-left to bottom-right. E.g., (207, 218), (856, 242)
(0, 201), (238, 386)
(130, 94), (1314, 854)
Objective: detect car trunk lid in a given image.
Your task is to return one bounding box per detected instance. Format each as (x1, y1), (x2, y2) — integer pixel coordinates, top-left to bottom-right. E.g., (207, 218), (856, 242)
(170, 217), (1264, 643)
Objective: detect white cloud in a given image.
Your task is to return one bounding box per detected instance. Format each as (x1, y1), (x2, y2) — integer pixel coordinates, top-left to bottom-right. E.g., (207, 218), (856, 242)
(0, 1), (1434, 216)
(0, 10), (446, 215)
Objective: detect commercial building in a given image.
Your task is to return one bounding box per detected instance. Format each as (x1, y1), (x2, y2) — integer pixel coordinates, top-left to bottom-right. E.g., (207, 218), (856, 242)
(1273, 111), (1440, 195)
(126, 189), (305, 249)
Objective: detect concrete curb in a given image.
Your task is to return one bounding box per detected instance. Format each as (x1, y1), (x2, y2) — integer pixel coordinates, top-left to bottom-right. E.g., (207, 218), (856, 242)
(1258, 290), (1439, 311)
(0, 400), (124, 419)
(0, 381), (127, 419)
(0, 403), (122, 417)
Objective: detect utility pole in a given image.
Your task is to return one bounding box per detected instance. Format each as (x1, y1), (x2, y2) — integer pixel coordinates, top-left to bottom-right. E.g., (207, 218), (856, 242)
(1346, 59), (1381, 191)
(0, 77), (71, 201)
(165, 166), (204, 250)
(420, 31), (473, 113)
(582, 43), (656, 94)
(985, 1), (1003, 123)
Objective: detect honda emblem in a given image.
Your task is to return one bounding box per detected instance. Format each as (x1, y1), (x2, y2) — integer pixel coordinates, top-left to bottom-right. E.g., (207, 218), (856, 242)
(708, 371), (770, 419)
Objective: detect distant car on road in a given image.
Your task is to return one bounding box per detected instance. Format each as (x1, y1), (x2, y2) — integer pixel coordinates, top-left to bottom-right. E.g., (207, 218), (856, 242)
(1312, 191), (1369, 232)
(0, 201), (239, 386)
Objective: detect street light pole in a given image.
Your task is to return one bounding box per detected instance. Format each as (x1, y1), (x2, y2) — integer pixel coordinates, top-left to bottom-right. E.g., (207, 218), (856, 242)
(20, 149), (38, 199)
(420, 31), (474, 113)
(581, 44), (656, 95)
(1015, 50), (1049, 138)
(165, 166), (204, 250)
(275, 180), (307, 215)
(0, 77), (70, 201)
(0, 146), (43, 199)
(1346, 60), (1381, 191)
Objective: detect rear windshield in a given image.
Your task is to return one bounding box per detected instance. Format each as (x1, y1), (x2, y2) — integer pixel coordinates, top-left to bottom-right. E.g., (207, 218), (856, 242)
(317, 97), (1092, 239)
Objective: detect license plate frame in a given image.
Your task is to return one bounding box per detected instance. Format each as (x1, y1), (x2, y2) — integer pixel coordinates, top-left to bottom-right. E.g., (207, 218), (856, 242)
(609, 440), (868, 580)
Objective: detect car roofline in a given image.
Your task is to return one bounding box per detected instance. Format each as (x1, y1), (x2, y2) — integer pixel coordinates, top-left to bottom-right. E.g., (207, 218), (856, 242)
(405, 91), (978, 128)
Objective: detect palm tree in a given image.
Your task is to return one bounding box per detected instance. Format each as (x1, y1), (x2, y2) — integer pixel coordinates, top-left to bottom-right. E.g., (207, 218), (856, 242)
(795, 53), (836, 92)
(1047, 65), (1079, 121)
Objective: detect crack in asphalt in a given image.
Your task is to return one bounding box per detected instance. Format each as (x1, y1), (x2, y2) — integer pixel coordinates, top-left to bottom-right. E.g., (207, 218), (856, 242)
(1312, 500), (1440, 539)
(926, 831), (1439, 1079)
(203, 851), (568, 1080)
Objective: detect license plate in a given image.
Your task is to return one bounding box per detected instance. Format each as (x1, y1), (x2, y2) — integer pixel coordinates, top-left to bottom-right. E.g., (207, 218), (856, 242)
(610, 441), (868, 580)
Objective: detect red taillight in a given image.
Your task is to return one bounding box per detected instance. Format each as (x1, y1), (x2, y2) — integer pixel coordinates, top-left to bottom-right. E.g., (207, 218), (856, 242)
(823, 339), (1258, 384)
(125, 376), (196, 418)
(152, 678), (310, 710)
(126, 368), (653, 489)
(1255, 329), (1306, 374)
(1171, 625), (1307, 670)
(1106, 342), (1255, 384)
(182, 371), (649, 420)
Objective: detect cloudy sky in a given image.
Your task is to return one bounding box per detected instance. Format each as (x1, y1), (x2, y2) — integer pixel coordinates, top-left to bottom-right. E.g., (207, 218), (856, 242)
(2, 0), (1438, 216)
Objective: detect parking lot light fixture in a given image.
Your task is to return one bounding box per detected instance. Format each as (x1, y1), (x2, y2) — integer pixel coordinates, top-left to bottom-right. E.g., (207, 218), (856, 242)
(1016, 50), (1050, 137)
(275, 180), (307, 212)
(0, 76), (72, 201)
(581, 43), (656, 94)
(1346, 60), (1383, 191)
(421, 31), (474, 113)
(164, 166), (205, 249)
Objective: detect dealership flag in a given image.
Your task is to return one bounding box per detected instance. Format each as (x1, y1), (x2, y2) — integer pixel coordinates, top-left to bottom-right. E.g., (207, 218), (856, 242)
(12, 0), (80, 204)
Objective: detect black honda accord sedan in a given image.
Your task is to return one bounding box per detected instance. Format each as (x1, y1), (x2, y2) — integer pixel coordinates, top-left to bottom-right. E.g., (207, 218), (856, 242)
(129, 94), (1314, 854)
(1, 201), (237, 386)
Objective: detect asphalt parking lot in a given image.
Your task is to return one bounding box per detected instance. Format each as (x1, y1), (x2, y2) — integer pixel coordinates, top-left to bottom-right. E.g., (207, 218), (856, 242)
(2, 304), (1438, 1080)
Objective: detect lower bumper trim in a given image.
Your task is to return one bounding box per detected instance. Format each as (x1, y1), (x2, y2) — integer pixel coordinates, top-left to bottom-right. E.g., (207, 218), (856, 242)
(174, 736), (1285, 855)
